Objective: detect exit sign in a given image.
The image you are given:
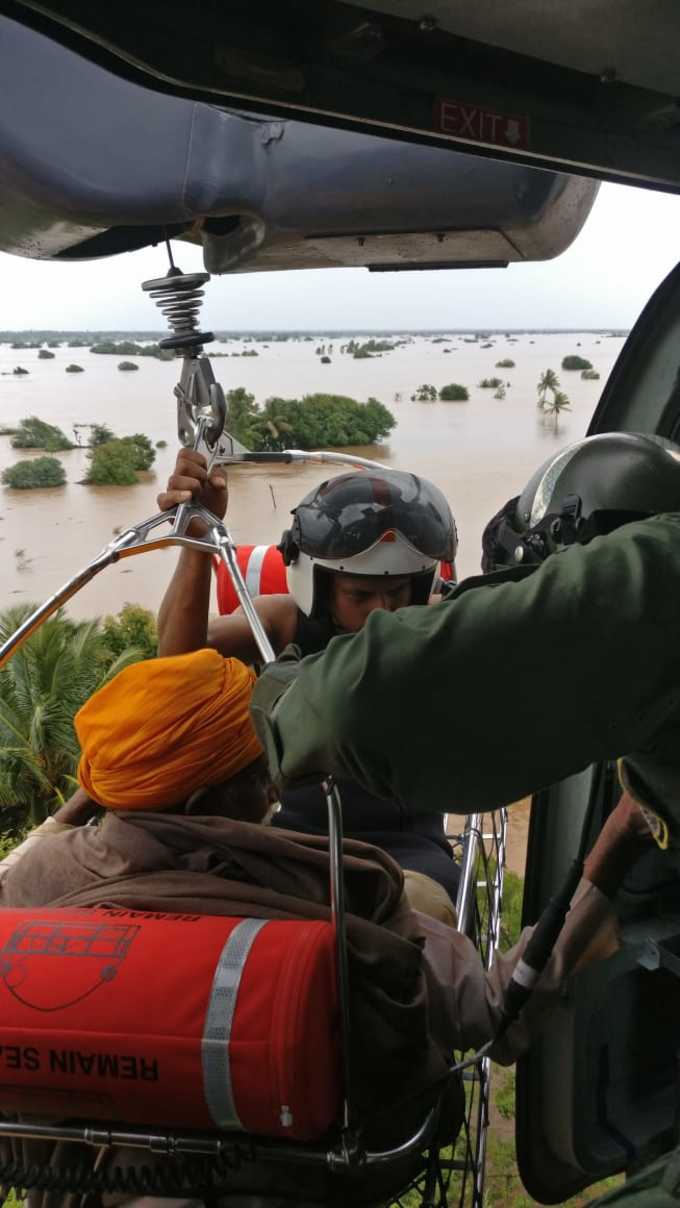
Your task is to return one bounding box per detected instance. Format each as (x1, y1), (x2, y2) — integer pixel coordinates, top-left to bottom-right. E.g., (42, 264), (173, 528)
(436, 98), (530, 150)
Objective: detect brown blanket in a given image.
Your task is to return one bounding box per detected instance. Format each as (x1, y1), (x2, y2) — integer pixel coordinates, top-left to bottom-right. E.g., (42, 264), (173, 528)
(2, 812), (450, 1112)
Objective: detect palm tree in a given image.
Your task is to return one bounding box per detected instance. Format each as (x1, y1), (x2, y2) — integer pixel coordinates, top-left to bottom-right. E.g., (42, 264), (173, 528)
(537, 369), (560, 410)
(542, 389), (572, 430)
(0, 606), (144, 827)
(255, 399), (294, 450)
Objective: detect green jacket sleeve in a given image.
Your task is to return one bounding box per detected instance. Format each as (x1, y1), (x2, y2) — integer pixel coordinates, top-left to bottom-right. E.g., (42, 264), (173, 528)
(252, 514), (680, 815)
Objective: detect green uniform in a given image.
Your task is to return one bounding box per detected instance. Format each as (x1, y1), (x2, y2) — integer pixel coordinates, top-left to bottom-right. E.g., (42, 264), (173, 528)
(251, 514), (680, 827)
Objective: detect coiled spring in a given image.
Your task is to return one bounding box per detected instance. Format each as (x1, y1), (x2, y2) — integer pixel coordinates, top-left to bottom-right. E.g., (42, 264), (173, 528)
(141, 267), (214, 352)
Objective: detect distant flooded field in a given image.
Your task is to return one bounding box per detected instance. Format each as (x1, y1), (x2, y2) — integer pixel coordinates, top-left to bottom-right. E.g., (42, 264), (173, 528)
(0, 331), (625, 619)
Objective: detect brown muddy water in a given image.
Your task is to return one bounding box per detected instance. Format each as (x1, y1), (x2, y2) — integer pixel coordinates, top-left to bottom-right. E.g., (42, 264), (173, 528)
(0, 333), (626, 620)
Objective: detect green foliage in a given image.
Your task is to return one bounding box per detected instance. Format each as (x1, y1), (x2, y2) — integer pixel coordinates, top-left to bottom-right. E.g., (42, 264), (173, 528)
(344, 338), (395, 358)
(562, 354), (592, 370)
(118, 361), (139, 372)
(0, 604), (149, 826)
(479, 377), (503, 389)
(38, 349), (55, 360)
(581, 368), (600, 380)
(156, 439), (168, 448)
(537, 368), (560, 409)
(228, 389), (395, 450)
(90, 423), (115, 447)
(439, 383), (469, 401)
(119, 433), (156, 471)
(412, 384), (438, 401)
(65, 363), (84, 372)
(13, 367), (29, 375)
(495, 358), (515, 368)
(100, 604), (157, 663)
(2, 457), (66, 489)
(86, 440), (139, 485)
(10, 416), (73, 451)
(494, 384), (507, 399)
(226, 387), (261, 449)
(320, 356), (331, 364)
(91, 340), (172, 360)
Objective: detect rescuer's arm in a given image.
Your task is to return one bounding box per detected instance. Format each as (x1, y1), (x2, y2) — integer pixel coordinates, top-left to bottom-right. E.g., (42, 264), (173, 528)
(156, 449), (228, 656)
(252, 514), (680, 822)
(420, 793), (653, 1063)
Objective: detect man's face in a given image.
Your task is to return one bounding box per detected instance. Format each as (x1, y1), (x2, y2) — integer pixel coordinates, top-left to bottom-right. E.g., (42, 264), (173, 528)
(329, 573), (413, 632)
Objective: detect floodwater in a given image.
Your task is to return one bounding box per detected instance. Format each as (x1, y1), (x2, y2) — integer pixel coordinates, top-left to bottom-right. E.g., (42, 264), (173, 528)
(0, 332), (626, 620)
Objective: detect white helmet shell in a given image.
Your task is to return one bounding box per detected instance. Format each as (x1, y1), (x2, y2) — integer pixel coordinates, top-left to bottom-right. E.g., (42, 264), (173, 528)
(286, 530), (438, 616)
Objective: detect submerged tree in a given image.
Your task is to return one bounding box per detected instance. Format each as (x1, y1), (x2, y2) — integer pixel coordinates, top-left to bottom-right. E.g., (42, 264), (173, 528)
(537, 369), (560, 410)
(2, 457), (66, 489)
(542, 389), (572, 430)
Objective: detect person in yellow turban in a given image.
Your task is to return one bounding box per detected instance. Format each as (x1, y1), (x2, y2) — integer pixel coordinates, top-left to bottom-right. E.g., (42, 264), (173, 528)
(75, 648), (273, 821)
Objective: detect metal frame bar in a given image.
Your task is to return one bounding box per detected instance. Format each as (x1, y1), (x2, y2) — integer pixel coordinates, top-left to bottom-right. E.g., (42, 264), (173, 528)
(7, 1), (680, 192)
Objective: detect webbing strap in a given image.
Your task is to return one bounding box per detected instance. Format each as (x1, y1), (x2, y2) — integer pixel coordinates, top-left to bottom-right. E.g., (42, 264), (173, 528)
(245, 545), (268, 597)
(201, 918), (269, 1130)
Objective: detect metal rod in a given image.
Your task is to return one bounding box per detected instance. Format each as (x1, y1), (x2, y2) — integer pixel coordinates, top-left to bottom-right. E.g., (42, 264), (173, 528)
(212, 524), (275, 664)
(455, 813), (483, 935)
(210, 450), (388, 471)
(325, 775), (354, 1130)
(0, 547), (119, 669)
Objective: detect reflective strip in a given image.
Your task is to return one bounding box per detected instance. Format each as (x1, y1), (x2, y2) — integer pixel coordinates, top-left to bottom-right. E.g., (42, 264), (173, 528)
(511, 958), (539, 990)
(201, 918), (269, 1130)
(245, 545), (268, 597)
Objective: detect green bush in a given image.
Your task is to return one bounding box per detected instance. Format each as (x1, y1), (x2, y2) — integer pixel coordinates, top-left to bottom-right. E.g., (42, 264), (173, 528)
(86, 440), (139, 485)
(90, 423), (115, 447)
(2, 457), (66, 489)
(320, 356), (331, 364)
(495, 358), (515, 368)
(439, 383), (469, 401)
(562, 354), (592, 370)
(65, 363), (84, 373)
(13, 367), (29, 375)
(119, 433), (156, 471)
(118, 361), (139, 372)
(91, 340), (171, 360)
(101, 604), (157, 662)
(581, 367), (601, 380)
(0, 602), (153, 826)
(38, 349), (55, 360)
(412, 384), (438, 401)
(232, 392), (395, 450)
(11, 416), (73, 451)
(478, 377), (503, 389)
(156, 439), (168, 448)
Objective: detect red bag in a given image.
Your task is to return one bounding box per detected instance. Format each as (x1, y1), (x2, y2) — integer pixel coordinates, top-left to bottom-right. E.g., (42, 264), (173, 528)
(0, 908), (341, 1141)
(214, 545), (288, 614)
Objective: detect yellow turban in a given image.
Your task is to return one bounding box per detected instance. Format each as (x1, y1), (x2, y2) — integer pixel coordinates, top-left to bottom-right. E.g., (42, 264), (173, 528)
(76, 649), (263, 810)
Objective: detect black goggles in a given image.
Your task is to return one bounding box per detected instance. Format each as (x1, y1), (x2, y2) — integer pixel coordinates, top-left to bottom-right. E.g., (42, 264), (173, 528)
(291, 472), (457, 562)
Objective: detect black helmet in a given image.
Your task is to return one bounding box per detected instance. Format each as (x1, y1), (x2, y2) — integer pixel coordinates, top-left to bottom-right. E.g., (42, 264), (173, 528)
(482, 432), (680, 572)
(279, 469), (457, 616)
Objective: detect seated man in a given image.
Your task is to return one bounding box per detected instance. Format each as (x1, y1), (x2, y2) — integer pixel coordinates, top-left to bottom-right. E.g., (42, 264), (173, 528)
(157, 451), (461, 921)
(3, 648), (651, 1090)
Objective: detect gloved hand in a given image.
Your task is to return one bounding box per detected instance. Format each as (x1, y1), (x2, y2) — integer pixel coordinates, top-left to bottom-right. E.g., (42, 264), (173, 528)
(583, 790), (655, 898)
(250, 644), (303, 787)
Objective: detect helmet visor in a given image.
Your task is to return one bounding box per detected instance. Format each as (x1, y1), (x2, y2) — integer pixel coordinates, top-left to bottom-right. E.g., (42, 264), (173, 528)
(293, 472), (457, 562)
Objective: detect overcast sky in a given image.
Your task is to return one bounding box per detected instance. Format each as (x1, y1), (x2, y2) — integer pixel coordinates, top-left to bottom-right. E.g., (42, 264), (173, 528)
(2, 180), (680, 331)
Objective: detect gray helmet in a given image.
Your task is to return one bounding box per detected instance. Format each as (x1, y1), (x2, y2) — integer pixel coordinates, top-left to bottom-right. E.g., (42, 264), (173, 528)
(481, 432), (680, 572)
